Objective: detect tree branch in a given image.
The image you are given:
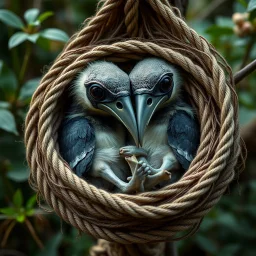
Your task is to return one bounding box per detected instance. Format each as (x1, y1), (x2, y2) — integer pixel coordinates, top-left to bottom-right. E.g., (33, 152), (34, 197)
(241, 119), (256, 156)
(197, 0), (229, 20)
(234, 59), (256, 85)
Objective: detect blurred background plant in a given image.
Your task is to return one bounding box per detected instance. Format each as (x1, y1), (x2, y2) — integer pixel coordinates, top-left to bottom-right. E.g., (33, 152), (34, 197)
(0, 0), (255, 255)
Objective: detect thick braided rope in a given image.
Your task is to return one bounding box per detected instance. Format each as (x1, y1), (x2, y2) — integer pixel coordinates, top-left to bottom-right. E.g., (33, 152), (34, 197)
(25, 0), (242, 245)
(124, 0), (139, 37)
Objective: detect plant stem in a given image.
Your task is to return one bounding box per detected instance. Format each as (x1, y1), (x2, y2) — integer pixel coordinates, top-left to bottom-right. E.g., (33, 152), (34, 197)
(240, 36), (255, 70)
(1, 220), (16, 247)
(12, 42), (32, 113)
(18, 42), (32, 91)
(8, 29), (20, 76)
(234, 59), (256, 84)
(25, 218), (44, 249)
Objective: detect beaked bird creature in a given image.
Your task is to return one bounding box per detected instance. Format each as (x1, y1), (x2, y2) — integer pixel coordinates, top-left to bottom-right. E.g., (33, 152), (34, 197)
(58, 58), (200, 193)
(120, 57), (200, 186)
(58, 61), (151, 193)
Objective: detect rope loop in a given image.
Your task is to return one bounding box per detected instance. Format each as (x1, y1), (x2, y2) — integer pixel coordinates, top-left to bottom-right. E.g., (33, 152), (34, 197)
(124, 0), (140, 37)
(25, 0), (244, 246)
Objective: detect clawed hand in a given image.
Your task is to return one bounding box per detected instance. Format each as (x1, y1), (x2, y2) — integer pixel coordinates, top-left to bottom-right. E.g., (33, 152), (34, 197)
(119, 146), (171, 193)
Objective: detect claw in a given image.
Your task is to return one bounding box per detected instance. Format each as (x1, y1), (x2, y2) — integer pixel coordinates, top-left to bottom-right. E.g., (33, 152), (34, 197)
(125, 155), (138, 175)
(145, 170), (172, 190)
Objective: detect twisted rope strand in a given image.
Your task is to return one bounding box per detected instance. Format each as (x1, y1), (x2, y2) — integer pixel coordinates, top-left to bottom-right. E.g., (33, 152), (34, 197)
(25, 0), (243, 246)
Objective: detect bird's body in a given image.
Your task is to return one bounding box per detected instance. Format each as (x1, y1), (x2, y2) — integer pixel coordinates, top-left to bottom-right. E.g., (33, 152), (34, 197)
(143, 100), (198, 182)
(87, 115), (130, 190)
(58, 58), (200, 193)
(58, 61), (148, 193)
(120, 58), (200, 188)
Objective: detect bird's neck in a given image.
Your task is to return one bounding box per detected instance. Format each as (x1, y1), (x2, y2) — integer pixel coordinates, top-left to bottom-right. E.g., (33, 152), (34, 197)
(151, 97), (193, 123)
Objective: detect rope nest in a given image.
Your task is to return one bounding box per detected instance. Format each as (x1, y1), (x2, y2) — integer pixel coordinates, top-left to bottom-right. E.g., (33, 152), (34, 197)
(25, 0), (244, 244)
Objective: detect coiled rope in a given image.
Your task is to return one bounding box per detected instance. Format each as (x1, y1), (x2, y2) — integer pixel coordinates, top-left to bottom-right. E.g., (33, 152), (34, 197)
(25, 0), (244, 254)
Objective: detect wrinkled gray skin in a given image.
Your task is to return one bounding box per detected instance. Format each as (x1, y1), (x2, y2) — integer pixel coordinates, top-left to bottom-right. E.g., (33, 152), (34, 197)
(120, 58), (200, 188)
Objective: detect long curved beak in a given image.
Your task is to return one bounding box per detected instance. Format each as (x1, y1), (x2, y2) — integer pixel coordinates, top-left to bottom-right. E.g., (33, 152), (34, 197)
(135, 94), (168, 146)
(98, 96), (139, 146)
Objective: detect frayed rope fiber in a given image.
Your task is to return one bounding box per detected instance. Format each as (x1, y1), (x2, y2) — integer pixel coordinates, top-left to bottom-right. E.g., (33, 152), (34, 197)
(25, 0), (244, 248)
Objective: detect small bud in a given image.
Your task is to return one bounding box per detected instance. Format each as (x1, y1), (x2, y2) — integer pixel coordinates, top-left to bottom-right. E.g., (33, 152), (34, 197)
(242, 21), (253, 35)
(233, 25), (245, 37)
(232, 12), (245, 26)
(243, 12), (249, 20)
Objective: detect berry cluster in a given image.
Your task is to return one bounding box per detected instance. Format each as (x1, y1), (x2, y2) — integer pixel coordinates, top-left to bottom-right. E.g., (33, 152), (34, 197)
(232, 12), (256, 37)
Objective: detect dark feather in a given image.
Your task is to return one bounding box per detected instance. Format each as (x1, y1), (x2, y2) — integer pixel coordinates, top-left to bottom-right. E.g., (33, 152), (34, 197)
(167, 110), (200, 169)
(58, 117), (95, 177)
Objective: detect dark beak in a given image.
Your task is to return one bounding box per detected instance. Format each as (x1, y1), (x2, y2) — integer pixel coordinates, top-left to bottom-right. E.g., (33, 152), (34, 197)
(98, 96), (139, 146)
(135, 94), (168, 146)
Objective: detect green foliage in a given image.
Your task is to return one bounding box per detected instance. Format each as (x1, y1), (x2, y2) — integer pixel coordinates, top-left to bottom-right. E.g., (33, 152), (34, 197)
(9, 32), (29, 49)
(0, 8), (69, 50)
(37, 233), (63, 256)
(0, 60), (18, 101)
(40, 28), (69, 42)
(0, 9), (24, 29)
(0, 2), (94, 254)
(24, 8), (40, 24)
(247, 0), (256, 12)
(0, 190), (36, 223)
(0, 0), (255, 255)
(0, 109), (18, 135)
(19, 77), (41, 102)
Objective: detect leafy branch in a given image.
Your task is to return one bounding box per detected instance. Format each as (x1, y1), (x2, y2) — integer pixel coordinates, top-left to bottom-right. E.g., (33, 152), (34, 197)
(0, 190), (44, 248)
(0, 8), (69, 135)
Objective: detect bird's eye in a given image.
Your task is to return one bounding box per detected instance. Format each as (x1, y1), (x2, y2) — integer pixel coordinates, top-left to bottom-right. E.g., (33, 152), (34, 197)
(159, 76), (173, 93)
(89, 85), (105, 101)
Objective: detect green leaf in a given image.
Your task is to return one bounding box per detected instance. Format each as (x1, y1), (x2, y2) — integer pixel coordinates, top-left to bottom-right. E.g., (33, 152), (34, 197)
(216, 16), (234, 28)
(217, 212), (239, 232)
(35, 36), (51, 51)
(37, 11), (54, 23)
(0, 135), (30, 185)
(36, 233), (63, 256)
(40, 28), (69, 42)
(0, 109), (18, 135)
(0, 207), (17, 216)
(26, 209), (35, 216)
(0, 9), (25, 29)
(206, 25), (234, 37)
(19, 77), (41, 101)
(16, 214), (25, 223)
(13, 189), (23, 208)
(195, 235), (218, 254)
(26, 195), (37, 209)
(7, 168), (29, 182)
(238, 0), (248, 8)
(248, 0), (256, 12)
(8, 32), (29, 49)
(0, 61), (18, 100)
(0, 101), (10, 109)
(27, 33), (40, 43)
(218, 244), (241, 256)
(249, 9), (256, 20)
(24, 8), (39, 24)
(239, 91), (256, 109)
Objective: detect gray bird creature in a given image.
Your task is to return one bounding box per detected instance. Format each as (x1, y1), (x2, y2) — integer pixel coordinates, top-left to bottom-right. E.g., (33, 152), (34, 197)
(58, 61), (149, 193)
(120, 58), (200, 187)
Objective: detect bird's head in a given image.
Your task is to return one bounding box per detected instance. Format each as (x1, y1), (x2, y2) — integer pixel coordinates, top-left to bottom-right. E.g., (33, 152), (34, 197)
(130, 57), (182, 145)
(73, 61), (139, 145)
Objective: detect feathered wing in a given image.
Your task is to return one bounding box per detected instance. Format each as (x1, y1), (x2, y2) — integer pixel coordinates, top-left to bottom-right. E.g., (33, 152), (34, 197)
(58, 116), (95, 177)
(167, 110), (200, 170)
